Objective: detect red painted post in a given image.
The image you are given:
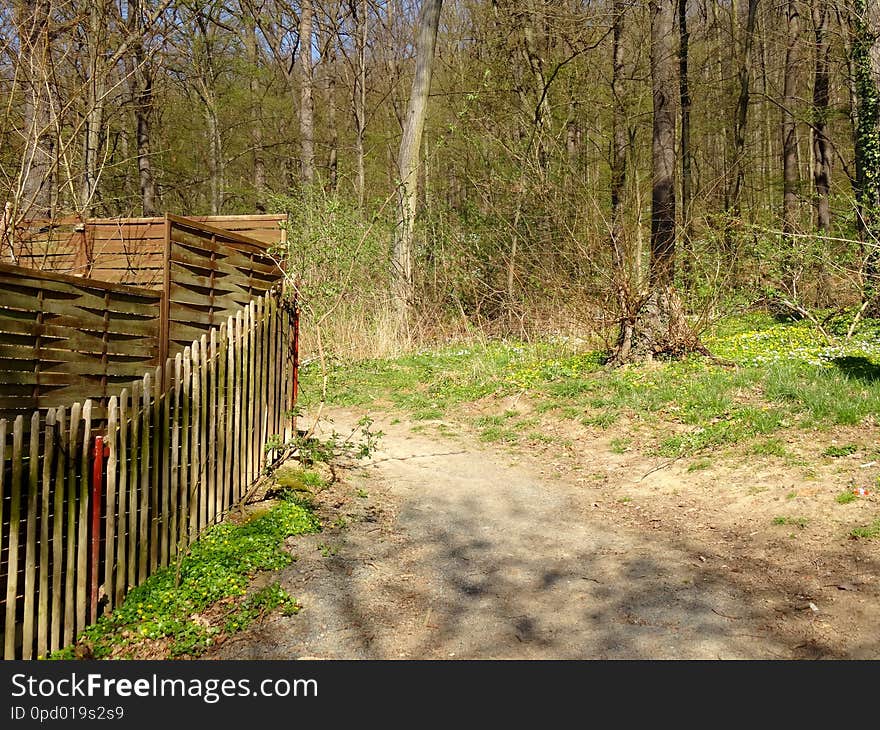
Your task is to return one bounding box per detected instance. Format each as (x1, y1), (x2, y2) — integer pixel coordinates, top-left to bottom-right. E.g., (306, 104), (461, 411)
(89, 436), (107, 623)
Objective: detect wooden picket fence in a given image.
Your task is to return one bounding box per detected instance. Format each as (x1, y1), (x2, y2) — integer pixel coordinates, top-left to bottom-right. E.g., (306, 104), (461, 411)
(0, 286), (298, 659)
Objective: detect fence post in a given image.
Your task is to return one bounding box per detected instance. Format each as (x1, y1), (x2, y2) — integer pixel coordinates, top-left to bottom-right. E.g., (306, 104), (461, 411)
(90, 435), (107, 624)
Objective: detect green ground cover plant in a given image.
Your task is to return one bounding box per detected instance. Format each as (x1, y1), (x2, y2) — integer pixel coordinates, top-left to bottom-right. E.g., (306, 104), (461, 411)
(49, 487), (322, 659)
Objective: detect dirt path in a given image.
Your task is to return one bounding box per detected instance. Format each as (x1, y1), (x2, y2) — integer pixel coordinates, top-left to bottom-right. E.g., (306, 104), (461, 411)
(208, 409), (879, 660)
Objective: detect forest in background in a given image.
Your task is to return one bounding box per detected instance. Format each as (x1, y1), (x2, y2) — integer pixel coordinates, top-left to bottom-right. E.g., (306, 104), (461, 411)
(2, 0), (880, 357)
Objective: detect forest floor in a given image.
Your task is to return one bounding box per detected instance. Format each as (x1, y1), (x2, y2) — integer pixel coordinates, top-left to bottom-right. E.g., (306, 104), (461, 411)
(210, 401), (880, 660)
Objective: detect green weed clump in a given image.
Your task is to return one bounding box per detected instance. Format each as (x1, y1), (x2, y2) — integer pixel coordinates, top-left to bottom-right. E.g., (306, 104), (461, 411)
(49, 491), (320, 659)
(850, 520), (880, 539)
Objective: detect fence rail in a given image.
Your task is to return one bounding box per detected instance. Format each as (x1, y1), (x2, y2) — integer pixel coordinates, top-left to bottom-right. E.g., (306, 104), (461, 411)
(0, 286), (297, 659)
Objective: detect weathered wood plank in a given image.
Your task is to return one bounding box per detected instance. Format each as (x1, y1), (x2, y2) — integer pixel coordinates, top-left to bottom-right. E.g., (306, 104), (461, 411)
(76, 400), (92, 635)
(190, 340), (200, 537)
(63, 403), (81, 647)
(104, 397), (117, 612)
(160, 358), (172, 568)
(170, 355), (182, 557)
(22, 411), (40, 659)
(208, 329), (217, 526)
(179, 350), (191, 550)
(150, 365), (161, 574)
(114, 390), (128, 606)
(223, 317), (234, 514)
(37, 409), (56, 658)
(127, 382), (140, 591)
(139, 374), (150, 584)
(50, 407), (66, 653)
(199, 334), (208, 531)
(4, 415), (24, 659)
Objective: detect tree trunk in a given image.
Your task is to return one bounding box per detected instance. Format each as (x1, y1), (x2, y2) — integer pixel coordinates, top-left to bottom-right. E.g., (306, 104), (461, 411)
(812, 0), (831, 232)
(352, 0), (367, 208)
(16, 0), (55, 221)
(649, 0), (677, 289)
(392, 0), (443, 330)
(782, 0), (801, 239)
(127, 0), (158, 216)
(678, 0), (693, 287)
(611, 0), (705, 364)
(299, 0), (316, 186)
(852, 0), (880, 307)
(246, 15), (266, 211)
(81, 0), (110, 216)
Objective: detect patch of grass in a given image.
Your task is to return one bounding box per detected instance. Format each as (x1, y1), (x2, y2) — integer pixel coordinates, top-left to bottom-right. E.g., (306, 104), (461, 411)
(610, 437), (631, 454)
(687, 457), (712, 472)
(836, 490), (858, 504)
(581, 411), (619, 429)
(318, 543), (339, 557)
(786, 491), (798, 500)
(772, 516), (808, 528)
(823, 444), (858, 458)
(49, 491), (320, 659)
(749, 438), (789, 457)
(273, 467), (326, 492)
(526, 431), (555, 444)
(356, 488), (368, 499)
(850, 519), (880, 539)
(479, 426), (518, 444)
(224, 583), (299, 634)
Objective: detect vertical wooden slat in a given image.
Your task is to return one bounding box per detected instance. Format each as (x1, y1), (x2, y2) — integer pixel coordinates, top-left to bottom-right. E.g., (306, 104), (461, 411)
(127, 382), (139, 590)
(22, 411), (40, 659)
(50, 408), (66, 653)
(115, 390), (128, 606)
(266, 294), (278, 464)
(150, 365), (161, 574)
(208, 329), (218, 525)
(139, 374), (151, 584)
(216, 323), (227, 518)
(180, 349), (191, 550)
(254, 297), (264, 475)
(63, 403), (81, 648)
(0, 420), (6, 654)
(224, 316), (234, 513)
(160, 358), (173, 567)
(247, 301), (256, 486)
(4, 415), (24, 659)
(190, 340), (201, 537)
(234, 311), (244, 504)
(37, 409), (56, 658)
(171, 354), (182, 556)
(199, 333), (208, 530)
(76, 400), (92, 635)
(103, 398), (117, 613)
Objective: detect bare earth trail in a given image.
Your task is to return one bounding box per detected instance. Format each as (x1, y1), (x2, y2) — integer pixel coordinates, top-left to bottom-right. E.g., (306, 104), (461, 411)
(207, 408), (880, 660)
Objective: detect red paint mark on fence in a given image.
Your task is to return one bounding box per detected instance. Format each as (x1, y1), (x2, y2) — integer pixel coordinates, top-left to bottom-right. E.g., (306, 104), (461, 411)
(90, 436), (108, 623)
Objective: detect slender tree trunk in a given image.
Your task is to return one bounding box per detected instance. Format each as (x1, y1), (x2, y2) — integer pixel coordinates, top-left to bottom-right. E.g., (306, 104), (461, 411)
(299, 0), (316, 186)
(392, 0), (443, 330)
(782, 0), (801, 238)
(246, 16), (266, 211)
(207, 104), (222, 215)
(650, 0), (677, 289)
(609, 0), (634, 360)
(325, 36), (339, 194)
(678, 0), (693, 287)
(352, 0), (367, 208)
(16, 0), (54, 221)
(612, 0), (705, 364)
(812, 0), (831, 232)
(81, 0), (109, 216)
(730, 0), (759, 212)
(135, 69), (157, 216)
